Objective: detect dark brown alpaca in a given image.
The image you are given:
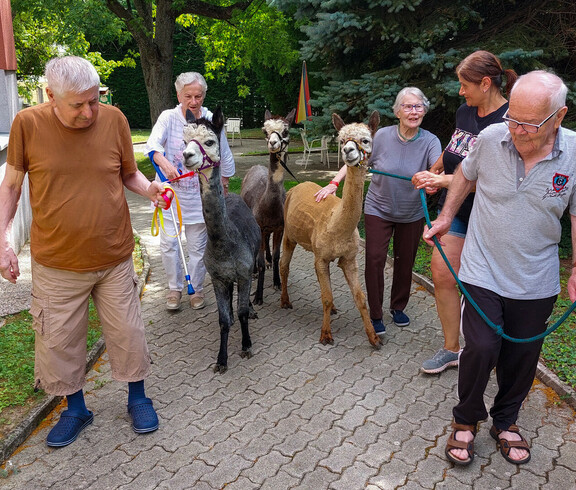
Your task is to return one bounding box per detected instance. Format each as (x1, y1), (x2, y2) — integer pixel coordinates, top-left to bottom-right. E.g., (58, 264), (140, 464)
(240, 108), (296, 305)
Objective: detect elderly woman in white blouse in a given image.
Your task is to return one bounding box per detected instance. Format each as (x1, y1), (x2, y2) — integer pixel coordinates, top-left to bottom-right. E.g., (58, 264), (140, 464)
(146, 72), (235, 311)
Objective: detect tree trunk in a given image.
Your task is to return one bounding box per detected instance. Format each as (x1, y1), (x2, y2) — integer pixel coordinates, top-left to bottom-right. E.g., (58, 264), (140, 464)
(141, 0), (177, 124)
(139, 32), (176, 124)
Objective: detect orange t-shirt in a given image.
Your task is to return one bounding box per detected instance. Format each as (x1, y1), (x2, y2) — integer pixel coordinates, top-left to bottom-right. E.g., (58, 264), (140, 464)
(7, 103), (137, 271)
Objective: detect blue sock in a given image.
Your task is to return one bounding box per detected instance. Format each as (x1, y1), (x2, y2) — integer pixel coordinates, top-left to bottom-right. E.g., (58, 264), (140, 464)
(66, 389), (89, 414)
(128, 380), (146, 404)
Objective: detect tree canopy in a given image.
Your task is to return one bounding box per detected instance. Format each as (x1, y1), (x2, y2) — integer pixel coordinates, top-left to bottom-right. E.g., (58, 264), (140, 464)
(275, 0), (576, 140)
(11, 0), (576, 134)
(12, 0), (134, 101)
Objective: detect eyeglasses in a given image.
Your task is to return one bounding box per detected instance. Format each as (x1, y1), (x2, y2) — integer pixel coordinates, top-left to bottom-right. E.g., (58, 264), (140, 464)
(400, 104), (425, 113)
(502, 108), (560, 134)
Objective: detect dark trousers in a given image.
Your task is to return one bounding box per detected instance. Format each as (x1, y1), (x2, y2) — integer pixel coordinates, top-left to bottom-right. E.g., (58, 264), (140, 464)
(364, 214), (424, 320)
(454, 282), (556, 429)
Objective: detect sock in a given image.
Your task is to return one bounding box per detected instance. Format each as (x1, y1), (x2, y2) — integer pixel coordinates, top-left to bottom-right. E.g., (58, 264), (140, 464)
(66, 389), (89, 414)
(128, 380), (146, 404)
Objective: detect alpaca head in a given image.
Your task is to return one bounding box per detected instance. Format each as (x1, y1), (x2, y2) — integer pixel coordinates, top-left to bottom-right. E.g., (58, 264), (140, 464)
(262, 108), (296, 153)
(332, 111), (380, 167)
(182, 107), (225, 177)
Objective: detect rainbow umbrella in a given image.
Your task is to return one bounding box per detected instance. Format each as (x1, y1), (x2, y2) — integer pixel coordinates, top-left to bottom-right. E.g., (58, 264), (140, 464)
(295, 61), (312, 124)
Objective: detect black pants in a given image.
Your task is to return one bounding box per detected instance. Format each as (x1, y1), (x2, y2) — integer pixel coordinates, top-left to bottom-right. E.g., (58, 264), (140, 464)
(364, 214), (424, 320)
(453, 282), (556, 430)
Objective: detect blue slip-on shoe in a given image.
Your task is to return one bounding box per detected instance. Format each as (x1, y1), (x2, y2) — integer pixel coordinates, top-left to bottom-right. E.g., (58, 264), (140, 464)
(46, 410), (94, 447)
(371, 318), (386, 336)
(390, 309), (410, 327)
(127, 397), (159, 434)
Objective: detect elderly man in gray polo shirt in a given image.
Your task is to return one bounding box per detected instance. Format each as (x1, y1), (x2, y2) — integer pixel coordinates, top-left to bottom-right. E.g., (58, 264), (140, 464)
(424, 70), (576, 466)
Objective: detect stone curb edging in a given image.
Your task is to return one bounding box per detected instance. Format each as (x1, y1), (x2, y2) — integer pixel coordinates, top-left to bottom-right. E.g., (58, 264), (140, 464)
(0, 230), (151, 464)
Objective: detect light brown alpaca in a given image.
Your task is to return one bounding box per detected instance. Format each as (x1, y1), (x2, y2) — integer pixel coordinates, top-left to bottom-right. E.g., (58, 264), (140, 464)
(280, 111), (382, 347)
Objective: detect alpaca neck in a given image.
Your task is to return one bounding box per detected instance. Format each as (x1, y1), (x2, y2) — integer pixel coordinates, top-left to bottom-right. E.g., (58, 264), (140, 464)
(269, 151), (286, 186)
(328, 164), (366, 234)
(199, 165), (229, 240)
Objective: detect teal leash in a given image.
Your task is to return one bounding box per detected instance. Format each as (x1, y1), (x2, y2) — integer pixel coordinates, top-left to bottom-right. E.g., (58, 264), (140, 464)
(368, 168), (576, 343)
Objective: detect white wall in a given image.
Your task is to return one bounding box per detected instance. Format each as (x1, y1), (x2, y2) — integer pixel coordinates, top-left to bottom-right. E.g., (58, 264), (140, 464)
(0, 69), (31, 254)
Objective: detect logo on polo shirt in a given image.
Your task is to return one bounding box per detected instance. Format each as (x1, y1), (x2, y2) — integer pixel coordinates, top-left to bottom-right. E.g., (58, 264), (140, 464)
(552, 173), (569, 192)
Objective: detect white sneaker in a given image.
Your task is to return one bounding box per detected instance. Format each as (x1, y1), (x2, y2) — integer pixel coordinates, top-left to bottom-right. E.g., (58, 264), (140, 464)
(190, 292), (205, 310)
(166, 291), (182, 311)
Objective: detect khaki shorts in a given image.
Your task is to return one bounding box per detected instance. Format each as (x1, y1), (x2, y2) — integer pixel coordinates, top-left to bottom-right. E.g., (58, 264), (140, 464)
(30, 257), (151, 395)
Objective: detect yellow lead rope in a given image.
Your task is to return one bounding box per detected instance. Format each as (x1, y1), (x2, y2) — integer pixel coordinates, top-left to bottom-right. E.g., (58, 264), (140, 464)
(151, 184), (183, 237)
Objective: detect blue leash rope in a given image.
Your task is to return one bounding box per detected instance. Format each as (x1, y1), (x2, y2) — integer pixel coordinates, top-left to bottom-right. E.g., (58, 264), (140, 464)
(368, 168), (576, 343)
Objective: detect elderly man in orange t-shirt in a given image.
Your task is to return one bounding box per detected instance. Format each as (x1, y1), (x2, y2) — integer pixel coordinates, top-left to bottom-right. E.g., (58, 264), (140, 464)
(0, 56), (166, 447)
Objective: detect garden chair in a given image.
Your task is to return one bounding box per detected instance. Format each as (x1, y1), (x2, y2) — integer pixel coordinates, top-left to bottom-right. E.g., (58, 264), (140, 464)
(295, 129), (330, 168)
(225, 118), (242, 146)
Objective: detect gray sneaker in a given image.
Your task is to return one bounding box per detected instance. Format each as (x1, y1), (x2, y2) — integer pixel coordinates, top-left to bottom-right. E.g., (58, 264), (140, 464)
(421, 348), (460, 374)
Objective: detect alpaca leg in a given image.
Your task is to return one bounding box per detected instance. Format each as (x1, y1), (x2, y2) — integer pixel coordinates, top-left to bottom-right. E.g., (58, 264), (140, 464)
(237, 277), (253, 359)
(338, 257), (382, 348)
(280, 236), (296, 309)
(254, 243), (266, 306)
(314, 257), (335, 345)
(265, 233), (272, 268)
(272, 229), (283, 290)
(214, 281), (234, 374)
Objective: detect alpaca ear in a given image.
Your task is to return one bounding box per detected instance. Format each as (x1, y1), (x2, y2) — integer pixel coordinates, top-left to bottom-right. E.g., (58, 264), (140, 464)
(368, 110), (380, 135)
(332, 113), (345, 132)
(265, 109), (272, 121)
(186, 109), (196, 124)
(285, 108), (296, 126)
(212, 106), (225, 133)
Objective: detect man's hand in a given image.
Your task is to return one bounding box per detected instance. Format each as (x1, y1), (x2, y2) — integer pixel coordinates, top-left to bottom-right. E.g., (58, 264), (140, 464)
(149, 181), (169, 209)
(568, 269), (576, 303)
(0, 246), (20, 284)
(423, 215), (452, 247)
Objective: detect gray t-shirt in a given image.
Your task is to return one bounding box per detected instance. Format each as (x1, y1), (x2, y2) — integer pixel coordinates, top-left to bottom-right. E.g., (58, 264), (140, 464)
(364, 126), (441, 222)
(459, 123), (576, 299)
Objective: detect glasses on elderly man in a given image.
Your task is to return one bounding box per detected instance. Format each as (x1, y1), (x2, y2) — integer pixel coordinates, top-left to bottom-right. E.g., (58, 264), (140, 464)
(502, 108), (560, 134)
(400, 104), (425, 113)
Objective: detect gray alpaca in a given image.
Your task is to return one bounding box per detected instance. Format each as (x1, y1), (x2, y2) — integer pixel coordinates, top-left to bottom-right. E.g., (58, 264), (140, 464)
(181, 107), (261, 373)
(240, 108), (296, 305)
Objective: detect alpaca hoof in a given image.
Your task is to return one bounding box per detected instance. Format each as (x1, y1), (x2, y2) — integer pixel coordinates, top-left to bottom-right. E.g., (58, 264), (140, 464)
(330, 307), (337, 315)
(320, 337), (334, 345)
(254, 297), (263, 306)
(213, 363), (228, 374)
(371, 337), (383, 350)
(249, 309), (258, 320)
(280, 300), (293, 309)
(240, 348), (253, 359)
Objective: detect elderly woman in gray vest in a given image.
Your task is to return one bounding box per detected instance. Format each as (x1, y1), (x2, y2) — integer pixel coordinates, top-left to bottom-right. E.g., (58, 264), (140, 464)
(315, 87), (441, 334)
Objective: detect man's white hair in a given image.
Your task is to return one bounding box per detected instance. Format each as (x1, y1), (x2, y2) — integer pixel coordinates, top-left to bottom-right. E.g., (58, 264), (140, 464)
(511, 70), (568, 110)
(45, 56), (100, 97)
(175, 72), (208, 95)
